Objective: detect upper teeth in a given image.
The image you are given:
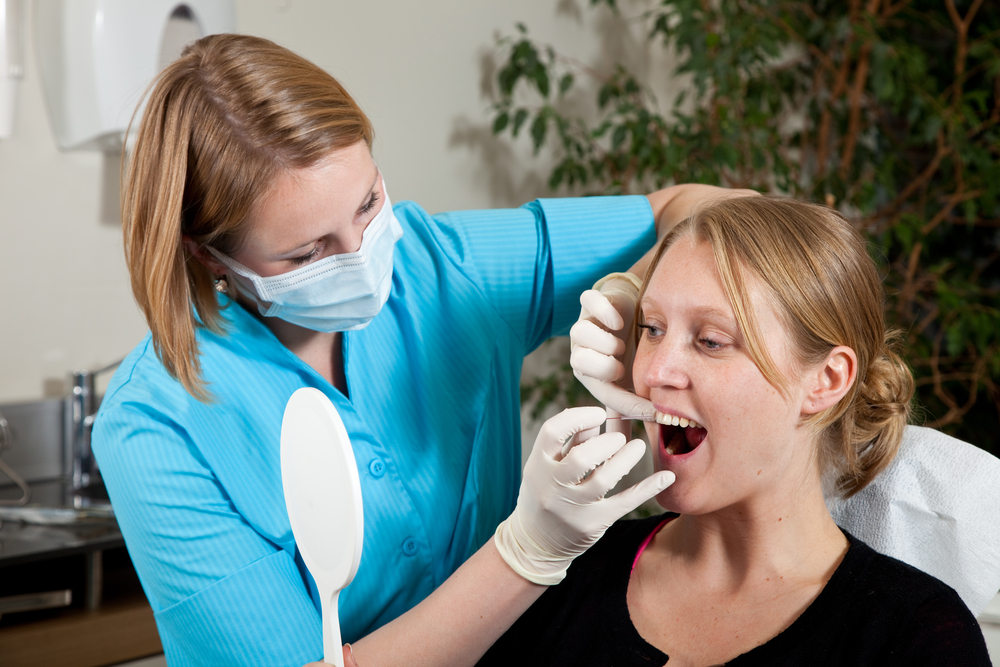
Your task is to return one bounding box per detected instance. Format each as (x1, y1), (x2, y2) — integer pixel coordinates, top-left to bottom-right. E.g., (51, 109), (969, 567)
(655, 411), (700, 429)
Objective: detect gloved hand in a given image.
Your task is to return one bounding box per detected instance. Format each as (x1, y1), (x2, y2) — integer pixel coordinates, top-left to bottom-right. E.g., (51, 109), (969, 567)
(494, 407), (675, 585)
(570, 272), (656, 421)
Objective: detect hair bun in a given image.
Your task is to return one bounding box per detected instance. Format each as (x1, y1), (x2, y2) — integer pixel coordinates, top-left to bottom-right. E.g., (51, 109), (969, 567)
(836, 334), (914, 496)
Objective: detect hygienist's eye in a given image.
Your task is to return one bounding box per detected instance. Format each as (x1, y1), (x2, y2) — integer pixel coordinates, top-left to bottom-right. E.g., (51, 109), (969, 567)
(359, 192), (380, 216)
(289, 245), (322, 266)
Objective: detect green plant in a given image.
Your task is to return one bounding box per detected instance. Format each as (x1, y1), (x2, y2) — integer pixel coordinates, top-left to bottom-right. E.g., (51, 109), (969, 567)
(498, 0), (1000, 453)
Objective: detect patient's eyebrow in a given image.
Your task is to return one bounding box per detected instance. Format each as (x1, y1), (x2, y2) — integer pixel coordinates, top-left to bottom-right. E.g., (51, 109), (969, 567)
(639, 298), (735, 324)
(692, 305), (736, 324)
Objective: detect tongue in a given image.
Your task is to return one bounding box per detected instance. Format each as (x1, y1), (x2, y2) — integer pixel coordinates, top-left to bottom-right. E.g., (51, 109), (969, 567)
(686, 426), (707, 449)
(664, 426), (707, 456)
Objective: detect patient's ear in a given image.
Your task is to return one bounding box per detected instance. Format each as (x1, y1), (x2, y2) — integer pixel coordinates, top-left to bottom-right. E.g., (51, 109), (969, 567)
(801, 346), (857, 415)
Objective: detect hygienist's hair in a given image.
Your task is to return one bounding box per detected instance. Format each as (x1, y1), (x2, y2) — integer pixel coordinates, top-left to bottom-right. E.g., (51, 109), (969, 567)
(122, 34), (373, 400)
(637, 196), (914, 497)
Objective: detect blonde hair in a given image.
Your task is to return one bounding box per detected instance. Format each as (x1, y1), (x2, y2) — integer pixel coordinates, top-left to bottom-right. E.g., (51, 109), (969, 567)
(122, 34), (373, 401)
(637, 196), (914, 497)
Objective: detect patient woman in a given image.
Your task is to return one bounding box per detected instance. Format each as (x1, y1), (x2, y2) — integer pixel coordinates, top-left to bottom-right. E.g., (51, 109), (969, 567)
(478, 196), (991, 665)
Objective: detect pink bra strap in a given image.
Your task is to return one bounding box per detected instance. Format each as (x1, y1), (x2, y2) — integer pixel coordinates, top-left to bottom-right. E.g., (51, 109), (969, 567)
(632, 516), (674, 572)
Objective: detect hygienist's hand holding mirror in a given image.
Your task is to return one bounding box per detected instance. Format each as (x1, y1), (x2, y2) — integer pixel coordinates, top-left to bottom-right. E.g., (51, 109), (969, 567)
(281, 388), (364, 667)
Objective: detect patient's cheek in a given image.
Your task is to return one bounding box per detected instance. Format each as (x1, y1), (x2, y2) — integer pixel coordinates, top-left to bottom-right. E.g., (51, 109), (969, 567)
(632, 340), (652, 397)
(643, 422), (657, 446)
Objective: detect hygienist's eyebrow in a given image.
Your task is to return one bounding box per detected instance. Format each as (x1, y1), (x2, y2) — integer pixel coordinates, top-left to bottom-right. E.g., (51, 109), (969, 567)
(355, 167), (380, 214)
(276, 241), (315, 258)
(275, 168), (381, 258)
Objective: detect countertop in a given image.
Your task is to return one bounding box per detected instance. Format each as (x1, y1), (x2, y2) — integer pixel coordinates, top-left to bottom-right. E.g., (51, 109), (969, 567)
(0, 479), (123, 567)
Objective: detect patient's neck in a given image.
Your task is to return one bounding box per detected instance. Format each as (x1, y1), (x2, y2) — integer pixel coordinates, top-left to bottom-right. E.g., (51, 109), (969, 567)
(628, 487), (849, 667)
(655, 481), (846, 590)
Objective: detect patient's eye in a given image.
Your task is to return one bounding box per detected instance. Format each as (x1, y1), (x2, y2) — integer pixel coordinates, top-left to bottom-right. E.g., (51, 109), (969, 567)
(637, 323), (664, 339)
(699, 336), (724, 350)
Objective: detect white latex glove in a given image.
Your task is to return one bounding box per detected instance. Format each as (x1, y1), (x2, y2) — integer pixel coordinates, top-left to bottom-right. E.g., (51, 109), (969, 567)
(570, 273), (656, 421)
(494, 407), (675, 585)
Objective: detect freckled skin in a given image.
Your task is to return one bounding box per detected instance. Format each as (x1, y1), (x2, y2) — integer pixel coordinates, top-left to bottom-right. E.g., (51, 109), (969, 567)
(624, 234), (852, 667)
(633, 236), (816, 518)
(191, 142), (385, 393)
(232, 142), (383, 278)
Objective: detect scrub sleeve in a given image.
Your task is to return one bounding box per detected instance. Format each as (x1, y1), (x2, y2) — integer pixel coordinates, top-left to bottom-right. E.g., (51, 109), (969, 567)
(93, 196), (655, 667)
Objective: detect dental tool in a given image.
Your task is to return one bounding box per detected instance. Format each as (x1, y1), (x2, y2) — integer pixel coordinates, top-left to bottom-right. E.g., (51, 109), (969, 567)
(610, 414), (702, 429)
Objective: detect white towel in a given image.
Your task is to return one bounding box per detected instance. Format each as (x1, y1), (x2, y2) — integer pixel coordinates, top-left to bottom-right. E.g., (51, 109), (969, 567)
(828, 424), (1000, 616)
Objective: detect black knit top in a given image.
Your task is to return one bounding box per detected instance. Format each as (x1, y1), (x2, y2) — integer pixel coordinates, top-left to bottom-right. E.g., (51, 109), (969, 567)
(479, 515), (991, 666)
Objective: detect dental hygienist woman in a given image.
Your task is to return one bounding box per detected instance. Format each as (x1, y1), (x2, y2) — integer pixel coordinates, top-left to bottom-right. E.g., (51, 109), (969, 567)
(91, 34), (742, 667)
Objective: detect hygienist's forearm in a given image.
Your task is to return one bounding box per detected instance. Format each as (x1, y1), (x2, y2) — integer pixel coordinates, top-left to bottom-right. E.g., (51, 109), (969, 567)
(636, 184), (758, 277)
(349, 538), (545, 666)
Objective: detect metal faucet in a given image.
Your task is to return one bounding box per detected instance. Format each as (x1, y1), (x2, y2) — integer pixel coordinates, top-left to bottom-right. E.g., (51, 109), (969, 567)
(67, 369), (98, 492)
(65, 359), (122, 499)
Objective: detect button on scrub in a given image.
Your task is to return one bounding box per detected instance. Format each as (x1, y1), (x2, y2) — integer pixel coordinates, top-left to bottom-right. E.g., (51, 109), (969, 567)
(402, 538), (419, 557)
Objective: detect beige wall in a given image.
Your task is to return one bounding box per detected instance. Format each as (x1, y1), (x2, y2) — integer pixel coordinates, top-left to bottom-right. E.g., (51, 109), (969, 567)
(0, 0), (665, 403)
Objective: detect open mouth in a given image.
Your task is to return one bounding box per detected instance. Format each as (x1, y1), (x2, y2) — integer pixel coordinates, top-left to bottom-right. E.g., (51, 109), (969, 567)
(656, 412), (707, 457)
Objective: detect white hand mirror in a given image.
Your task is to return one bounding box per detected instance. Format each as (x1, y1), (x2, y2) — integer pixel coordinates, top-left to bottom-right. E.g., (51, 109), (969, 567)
(281, 388), (364, 666)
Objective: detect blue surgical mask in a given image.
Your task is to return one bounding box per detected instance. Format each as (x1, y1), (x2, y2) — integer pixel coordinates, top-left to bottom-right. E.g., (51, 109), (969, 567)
(208, 188), (404, 333)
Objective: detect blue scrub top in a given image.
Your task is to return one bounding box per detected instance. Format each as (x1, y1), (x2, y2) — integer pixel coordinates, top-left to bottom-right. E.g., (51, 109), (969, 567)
(93, 196), (655, 666)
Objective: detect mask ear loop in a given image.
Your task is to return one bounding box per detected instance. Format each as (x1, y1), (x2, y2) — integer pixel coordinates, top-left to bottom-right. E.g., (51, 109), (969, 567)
(205, 247), (268, 304)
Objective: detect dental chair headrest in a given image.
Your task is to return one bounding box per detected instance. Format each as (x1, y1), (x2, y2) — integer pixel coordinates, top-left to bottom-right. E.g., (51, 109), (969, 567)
(828, 425), (1000, 616)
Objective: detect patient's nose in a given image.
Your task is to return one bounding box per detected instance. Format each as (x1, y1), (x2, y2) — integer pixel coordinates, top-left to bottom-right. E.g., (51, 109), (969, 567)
(637, 338), (691, 390)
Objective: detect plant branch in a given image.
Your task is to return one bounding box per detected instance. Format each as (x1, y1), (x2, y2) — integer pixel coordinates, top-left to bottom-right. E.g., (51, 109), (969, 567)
(839, 38), (873, 176)
(867, 133), (950, 227)
(944, 0), (985, 107)
(881, 0), (915, 20)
